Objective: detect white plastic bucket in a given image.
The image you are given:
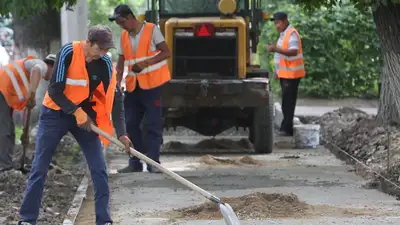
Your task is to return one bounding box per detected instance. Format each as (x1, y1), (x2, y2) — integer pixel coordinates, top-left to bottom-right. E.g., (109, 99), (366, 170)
(293, 124), (320, 149)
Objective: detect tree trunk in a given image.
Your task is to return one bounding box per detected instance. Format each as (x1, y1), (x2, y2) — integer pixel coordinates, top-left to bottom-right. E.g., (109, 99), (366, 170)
(374, 2), (400, 124)
(11, 9), (61, 127)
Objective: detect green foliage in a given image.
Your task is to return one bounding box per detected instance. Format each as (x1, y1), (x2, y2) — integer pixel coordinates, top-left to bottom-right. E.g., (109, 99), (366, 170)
(294, 0), (400, 12)
(258, 1), (382, 98)
(0, 0), (77, 18)
(88, 0), (147, 60)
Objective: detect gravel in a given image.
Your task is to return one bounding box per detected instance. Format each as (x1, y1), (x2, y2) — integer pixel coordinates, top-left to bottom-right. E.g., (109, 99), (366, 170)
(0, 128), (86, 225)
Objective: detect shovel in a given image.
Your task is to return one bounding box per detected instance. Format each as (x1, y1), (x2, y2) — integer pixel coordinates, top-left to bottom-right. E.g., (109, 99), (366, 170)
(19, 108), (31, 174)
(90, 124), (241, 225)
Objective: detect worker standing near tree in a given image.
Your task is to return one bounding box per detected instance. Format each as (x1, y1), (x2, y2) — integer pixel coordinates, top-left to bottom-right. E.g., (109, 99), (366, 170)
(265, 12), (305, 136)
(0, 54), (56, 173)
(17, 25), (133, 225)
(109, 4), (171, 173)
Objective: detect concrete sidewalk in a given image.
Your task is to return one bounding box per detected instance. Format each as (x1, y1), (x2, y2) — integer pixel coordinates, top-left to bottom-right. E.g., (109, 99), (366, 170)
(105, 143), (400, 225)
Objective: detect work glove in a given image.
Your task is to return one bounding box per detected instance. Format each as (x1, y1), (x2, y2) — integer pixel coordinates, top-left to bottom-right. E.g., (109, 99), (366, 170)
(131, 60), (150, 73)
(73, 107), (93, 132)
(118, 135), (133, 154)
(25, 92), (36, 109)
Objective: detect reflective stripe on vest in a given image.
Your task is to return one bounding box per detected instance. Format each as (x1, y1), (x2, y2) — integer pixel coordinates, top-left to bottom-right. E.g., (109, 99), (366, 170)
(2, 61), (30, 101)
(121, 22), (171, 92)
(277, 27), (305, 79)
(125, 52), (168, 76)
(66, 78), (88, 87)
(42, 41), (117, 147)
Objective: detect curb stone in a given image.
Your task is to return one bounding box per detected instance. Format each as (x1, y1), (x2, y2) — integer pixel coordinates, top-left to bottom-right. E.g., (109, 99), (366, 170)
(62, 175), (89, 225)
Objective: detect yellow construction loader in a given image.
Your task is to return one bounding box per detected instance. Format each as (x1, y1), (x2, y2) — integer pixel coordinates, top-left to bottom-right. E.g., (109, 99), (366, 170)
(140, 0), (274, 154)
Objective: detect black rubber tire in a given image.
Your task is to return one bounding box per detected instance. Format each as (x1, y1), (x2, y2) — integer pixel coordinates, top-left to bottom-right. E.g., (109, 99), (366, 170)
(250, 90), (274, 154)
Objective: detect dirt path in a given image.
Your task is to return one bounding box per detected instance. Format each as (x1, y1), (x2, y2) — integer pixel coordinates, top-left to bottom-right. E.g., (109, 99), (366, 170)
(74, 182), (96, 224)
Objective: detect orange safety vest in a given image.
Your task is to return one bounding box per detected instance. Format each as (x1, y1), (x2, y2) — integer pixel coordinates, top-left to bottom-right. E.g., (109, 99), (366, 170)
(0, 56), (37, 111)
(277, 27), (305, 79)
(120, 22), (171, 92)
(42, 41), (117, 147)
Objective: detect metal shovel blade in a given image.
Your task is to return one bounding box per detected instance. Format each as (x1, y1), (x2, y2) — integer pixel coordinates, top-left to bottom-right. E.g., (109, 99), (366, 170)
(219, 203), (241, 225)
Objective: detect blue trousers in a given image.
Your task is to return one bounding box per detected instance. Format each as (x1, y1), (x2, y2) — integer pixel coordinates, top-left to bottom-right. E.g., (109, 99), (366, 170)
(19, 106), (111, 225)
(124, 85), (163, 169)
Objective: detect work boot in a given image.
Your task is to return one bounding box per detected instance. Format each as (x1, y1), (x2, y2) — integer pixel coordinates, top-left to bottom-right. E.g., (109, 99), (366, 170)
(276, 130), (292, 137)
(117, 164), (143, 173)
(18, 222), (33, 225)
(147, 165), (162, 173)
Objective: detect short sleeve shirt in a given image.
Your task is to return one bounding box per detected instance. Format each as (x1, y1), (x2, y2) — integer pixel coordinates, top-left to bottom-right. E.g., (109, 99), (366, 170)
(117, 22), (165, 55)
(23, 59), (48, 78)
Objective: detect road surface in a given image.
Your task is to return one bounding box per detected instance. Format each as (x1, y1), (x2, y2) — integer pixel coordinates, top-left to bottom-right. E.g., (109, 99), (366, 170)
(74, 135), (400, 225)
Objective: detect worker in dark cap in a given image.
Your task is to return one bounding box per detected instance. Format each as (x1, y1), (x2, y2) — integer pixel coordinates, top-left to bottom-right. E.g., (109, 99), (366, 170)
(17, 25), (133, 225)
(0, 53), (56, 173)
(265, 11), (305, 137)
(109, 4), (171, 174)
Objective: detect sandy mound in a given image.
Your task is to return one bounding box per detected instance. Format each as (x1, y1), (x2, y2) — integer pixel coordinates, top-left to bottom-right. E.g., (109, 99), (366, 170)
(199, 155), (262, 166)
(163, 138), (252, 151)
(166, 192), (395, 220)
(171, 193), (310, 220)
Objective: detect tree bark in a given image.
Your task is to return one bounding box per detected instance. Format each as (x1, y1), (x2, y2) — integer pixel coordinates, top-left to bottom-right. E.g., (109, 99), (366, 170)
(11, 10), (61, 127)
(374, 1), (400, 125)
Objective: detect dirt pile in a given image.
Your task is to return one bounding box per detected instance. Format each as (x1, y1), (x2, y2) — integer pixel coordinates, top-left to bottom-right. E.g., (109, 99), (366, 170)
(166, 192), (389, 220)
(312, 107), (400, 196)
(1, 131), (85, 225)
(162, 138), (253, 153)
(199, 155), (262, 166)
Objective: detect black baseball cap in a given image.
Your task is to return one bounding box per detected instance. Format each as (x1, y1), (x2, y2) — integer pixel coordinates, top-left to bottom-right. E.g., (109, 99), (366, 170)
(108, 4), (134, 22)
(270, 12), (288, 21)
(87, 25), (115, 49)
(44, 54), (56, 66)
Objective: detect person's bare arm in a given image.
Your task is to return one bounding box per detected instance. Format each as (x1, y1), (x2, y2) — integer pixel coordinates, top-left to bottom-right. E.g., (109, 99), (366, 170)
(116, 54), (125, 86)
(276, 48), (298, 57)
(146, 42), (171, 65)
(29, 66), (42, 96)
(145, 26), (171, 65)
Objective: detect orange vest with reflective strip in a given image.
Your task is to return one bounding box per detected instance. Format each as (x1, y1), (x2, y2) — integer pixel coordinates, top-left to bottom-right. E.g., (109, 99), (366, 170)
(0, 56), (36, 110)
(121, 22), (171, 92)
(277, 27), (305, 79)
(42, 41), (117, 147)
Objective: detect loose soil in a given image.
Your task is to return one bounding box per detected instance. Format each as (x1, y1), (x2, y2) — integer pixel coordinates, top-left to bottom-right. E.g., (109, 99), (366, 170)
(74, 182), (96, 225)
(165, 192), (397, 220)
(303, 107), (400, 198)
(0, 130), (85, 224)
(162, 138), (253, 153)
(199, 155), (262, 167)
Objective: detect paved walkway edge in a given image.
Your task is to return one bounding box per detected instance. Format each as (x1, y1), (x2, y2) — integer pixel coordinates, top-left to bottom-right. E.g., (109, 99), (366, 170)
(62, 175), (89, 225)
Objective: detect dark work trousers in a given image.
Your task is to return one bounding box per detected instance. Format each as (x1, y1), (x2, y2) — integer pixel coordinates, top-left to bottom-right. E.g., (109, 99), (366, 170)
(279, 78), (301, 135)
(124, 84), (163, 170)
(0, 92), (15, 171)
(19, 106), (112, 225)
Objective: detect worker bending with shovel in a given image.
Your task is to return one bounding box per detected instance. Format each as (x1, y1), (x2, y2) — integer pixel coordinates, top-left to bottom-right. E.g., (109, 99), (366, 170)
(0, 54), (56, 173)
(109, 4), (171, 173)
(18, 25), (133, 225)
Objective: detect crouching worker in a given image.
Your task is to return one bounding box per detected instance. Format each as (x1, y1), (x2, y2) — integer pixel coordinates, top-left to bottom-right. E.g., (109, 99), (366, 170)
(18, 25), (133, 225)
(0, 54), (56, 173)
